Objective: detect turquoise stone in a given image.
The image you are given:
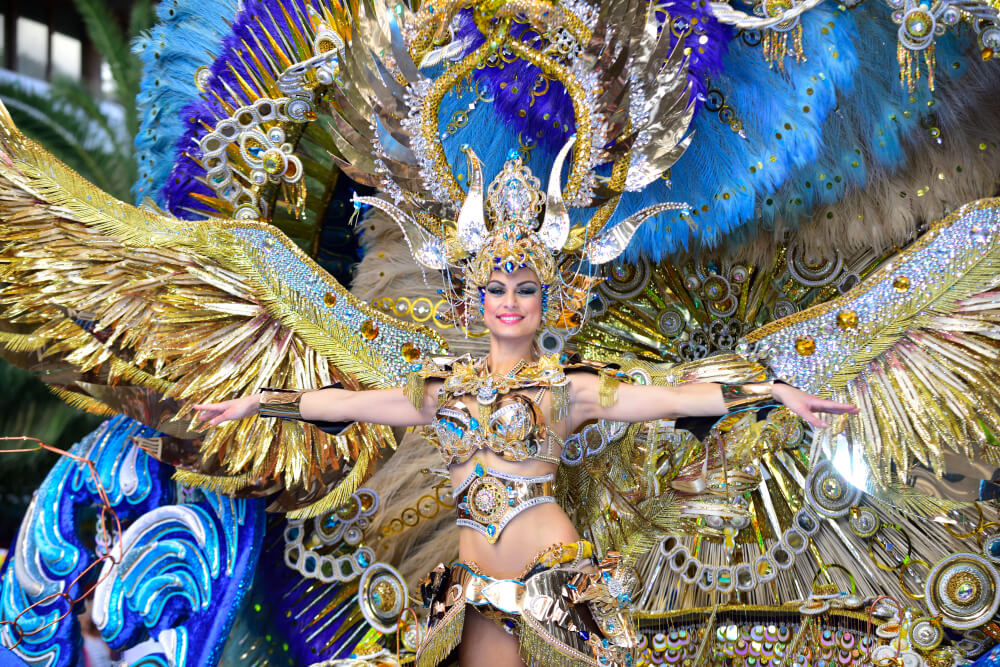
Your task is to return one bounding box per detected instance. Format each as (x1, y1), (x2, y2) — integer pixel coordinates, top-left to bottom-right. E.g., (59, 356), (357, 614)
(470, 418), (479, 430)
(487, 523), (496, 537)
(475, 463), (484, 477)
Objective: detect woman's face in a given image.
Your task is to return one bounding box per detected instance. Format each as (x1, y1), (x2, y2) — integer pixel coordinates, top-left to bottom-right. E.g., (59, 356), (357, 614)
(481, 267), (543, 341)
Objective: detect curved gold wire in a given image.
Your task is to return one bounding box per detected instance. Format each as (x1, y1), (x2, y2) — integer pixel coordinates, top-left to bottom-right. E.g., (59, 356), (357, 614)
(867, 524), (912, 572)
(811, 563), (857, 595)
(898, 558), (931, 600)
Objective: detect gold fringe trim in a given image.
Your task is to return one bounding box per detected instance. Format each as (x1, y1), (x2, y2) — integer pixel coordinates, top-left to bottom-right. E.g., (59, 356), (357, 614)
(518, 613), (596, 667)
(478, 400), (492, 425)
(552, 384), (569, 422)
(405, 370), (425, 411)
(287, 445), (373, 519)
(173, 469), (255, 494)
(46, 386), (118, 416)
(598, 372), (620, 409)
(416, 604), (464, 667)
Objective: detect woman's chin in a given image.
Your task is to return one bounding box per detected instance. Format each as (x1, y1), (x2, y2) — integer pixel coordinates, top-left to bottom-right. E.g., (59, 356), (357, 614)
(487, 322), (539, 341)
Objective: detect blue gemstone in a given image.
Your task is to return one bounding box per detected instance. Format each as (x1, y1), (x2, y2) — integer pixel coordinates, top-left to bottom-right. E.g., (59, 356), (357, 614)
(509, 500), (515, 506)
(475, 463), (484, 477)
(579, 631), (590, 641)
(358, 553), (370, 567)
(487, 524), (496, 536)
(504, 261), (515, 272)
(507, 149), (519, 161)
(411, 363), (423, 371)
(470, 418), (479, 429)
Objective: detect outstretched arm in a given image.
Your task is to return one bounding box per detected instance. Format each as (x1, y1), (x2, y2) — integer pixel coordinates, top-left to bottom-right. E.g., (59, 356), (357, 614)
(195, 381), (440, 428)
(567, 372), (857, 432)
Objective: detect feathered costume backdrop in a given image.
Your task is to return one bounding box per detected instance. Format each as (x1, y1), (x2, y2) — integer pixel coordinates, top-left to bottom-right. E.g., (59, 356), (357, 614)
(0, 0), (999, 665)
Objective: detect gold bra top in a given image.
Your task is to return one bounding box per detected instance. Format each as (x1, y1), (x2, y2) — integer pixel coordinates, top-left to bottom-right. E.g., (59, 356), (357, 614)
(405, 354), (570, 466)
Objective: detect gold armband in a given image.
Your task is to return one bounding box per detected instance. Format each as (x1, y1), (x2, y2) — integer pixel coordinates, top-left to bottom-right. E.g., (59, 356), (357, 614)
(720, 381), (774, 411)
(259, 389), (305, 420)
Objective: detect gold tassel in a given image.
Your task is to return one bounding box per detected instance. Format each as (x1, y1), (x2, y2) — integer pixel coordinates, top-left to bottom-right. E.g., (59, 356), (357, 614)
(599, 372), (620, 408)
(762, 24), (804, 71)
(416, 605), (464, 667)
(517, 615), (597, 667)
(478, 400), (493, 425)
(405, 370), (426, 411)
(552, 384), (569, 422)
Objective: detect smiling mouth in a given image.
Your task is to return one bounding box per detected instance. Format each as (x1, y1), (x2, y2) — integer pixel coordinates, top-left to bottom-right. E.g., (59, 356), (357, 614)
(496, 314), (524, 324)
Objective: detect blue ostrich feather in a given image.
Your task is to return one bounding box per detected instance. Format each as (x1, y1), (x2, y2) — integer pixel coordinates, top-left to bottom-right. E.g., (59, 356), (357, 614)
(611, 5), (855, 259)
(620, 5), (985, 259)
(162, 0), (316, 217)
(131, 0), (240, 207)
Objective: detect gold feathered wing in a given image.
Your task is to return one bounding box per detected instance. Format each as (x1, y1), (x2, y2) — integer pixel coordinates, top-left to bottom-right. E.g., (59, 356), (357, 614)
(744, 198), (1000, 495)
(0, 102), (447, 518)
(557, 354), (770, 567)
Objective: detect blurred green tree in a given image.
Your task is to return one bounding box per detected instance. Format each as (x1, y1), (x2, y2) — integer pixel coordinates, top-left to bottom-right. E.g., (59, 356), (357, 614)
(0, 0), (155, 544)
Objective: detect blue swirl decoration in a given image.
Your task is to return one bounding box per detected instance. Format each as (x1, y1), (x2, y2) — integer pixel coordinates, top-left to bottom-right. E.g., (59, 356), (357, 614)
(0, 416), (265, 666)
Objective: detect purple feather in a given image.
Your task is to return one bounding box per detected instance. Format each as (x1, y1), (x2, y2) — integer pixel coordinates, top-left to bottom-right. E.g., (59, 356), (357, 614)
(162, 0), (315, 218)
(452, 2), (730, 153)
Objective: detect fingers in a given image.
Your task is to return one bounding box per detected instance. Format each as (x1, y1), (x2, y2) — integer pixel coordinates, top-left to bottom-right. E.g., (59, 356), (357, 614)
(801, 411), (828, 429)
(811, 399), (859, 415)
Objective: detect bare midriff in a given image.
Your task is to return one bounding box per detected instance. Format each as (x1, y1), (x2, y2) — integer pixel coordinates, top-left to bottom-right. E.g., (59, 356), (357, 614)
(447, 388), (578, 580)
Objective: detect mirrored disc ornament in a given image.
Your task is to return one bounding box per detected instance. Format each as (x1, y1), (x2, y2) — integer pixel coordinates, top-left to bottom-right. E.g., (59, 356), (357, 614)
(805, 461), (860, 518)
(849, 506), (880, 538)
(983, 533), (1000, 565)
(359, 562), (408, 634)
(925, 553), (1000, 630)
(909, 616), (943, 651)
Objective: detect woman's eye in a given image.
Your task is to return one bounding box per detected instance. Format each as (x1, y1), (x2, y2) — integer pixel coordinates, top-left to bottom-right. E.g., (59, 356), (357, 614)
(517, 287), (538, 296)
(487, 287), (505, 296)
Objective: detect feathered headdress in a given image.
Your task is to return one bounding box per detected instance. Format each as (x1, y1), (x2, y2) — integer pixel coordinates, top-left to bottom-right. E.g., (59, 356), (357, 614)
(337, 0), (697, 328)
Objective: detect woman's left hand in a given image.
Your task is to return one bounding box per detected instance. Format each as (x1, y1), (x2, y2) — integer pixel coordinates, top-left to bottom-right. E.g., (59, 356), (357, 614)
(772, 383), (858, 429)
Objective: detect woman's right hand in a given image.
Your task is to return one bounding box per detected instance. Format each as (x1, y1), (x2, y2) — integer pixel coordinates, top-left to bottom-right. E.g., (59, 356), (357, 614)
(193, 394), (261, 426)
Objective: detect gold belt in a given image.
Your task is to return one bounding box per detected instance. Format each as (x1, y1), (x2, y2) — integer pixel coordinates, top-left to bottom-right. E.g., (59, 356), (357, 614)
(455, 458), (555, 544)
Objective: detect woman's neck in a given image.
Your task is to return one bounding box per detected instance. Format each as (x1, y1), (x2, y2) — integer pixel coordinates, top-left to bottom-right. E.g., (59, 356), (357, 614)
(487, 337), (537, 375)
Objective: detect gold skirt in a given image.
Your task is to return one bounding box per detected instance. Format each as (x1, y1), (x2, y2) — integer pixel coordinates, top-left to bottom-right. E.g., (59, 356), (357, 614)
(415, 542), (638, 667)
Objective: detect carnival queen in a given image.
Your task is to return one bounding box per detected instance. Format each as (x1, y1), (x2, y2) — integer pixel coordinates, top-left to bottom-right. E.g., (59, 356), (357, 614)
(194, 142), (857, 667)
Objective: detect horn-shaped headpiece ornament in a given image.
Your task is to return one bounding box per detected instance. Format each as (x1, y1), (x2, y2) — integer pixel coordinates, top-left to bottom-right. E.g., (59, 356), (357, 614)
(341, 0), (695, 329)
